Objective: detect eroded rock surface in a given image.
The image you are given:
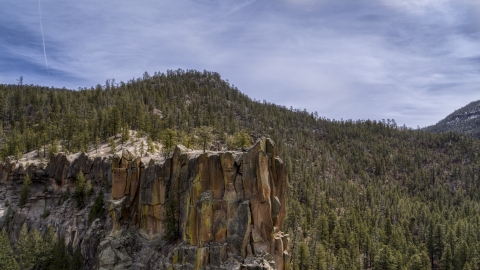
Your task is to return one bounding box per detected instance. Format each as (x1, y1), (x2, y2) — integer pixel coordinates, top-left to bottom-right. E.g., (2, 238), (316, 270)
(0, 138), (290, 270)
(105, 138), (289, 269)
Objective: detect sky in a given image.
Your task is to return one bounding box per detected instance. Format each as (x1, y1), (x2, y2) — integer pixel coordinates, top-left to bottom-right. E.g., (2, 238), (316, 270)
(1, 0), (480, 128)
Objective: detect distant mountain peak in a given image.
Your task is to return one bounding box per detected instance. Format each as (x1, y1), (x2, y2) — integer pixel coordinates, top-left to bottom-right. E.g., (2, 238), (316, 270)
(425, 99), (480, 138)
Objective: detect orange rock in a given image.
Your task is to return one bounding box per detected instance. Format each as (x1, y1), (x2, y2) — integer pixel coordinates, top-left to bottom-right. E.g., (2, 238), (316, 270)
(197, 191), (213, 246)
(112, 168), (127, 200)
(221, 152), (237, 202)
(208, 155), (224, 199)
(213, 209), (227, 243)
(103, 139), (289, 268)
(198, 153), (209, 193)
(256, 151), (270, 203)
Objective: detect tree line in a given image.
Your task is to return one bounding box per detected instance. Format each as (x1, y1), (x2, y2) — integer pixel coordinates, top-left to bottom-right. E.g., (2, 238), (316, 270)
(1, 69), (480, 269)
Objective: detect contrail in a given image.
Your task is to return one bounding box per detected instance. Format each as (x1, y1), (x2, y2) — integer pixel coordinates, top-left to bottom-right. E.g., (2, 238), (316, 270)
(38, 0), (49, 75)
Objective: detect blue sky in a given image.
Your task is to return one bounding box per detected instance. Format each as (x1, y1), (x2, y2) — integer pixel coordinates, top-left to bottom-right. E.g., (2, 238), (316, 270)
(1, 0), (480, 127)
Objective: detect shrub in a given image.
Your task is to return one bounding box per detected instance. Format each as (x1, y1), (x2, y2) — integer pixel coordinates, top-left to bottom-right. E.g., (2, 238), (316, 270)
(88, 192), (104, 224)
(19, 175), (31, 207)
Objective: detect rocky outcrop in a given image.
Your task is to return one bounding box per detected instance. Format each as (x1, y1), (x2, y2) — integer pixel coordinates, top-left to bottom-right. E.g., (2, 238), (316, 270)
(104, 137), (289, 269)
(0, 153), (113, 269)
(0, 138), (290, 269)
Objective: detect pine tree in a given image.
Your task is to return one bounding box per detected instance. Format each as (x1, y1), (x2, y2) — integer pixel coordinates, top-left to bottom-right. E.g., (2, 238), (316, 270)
(374, 245), (397, 270)
(88, 192), (104, 224)
(16, 223), (41, 269)
(0, 229), (19, 270)
(73, 171), (87, 208)
(49, 237), (70, 270)
(440, 243), (454, 270)
(121, 125), (130, 146)
(19, 174), (31, 207)
(160, 128), (176, 157)
(298, 241), (310, 270)
(195, 126), (213, 153)
(71, 248), (83, 270)
(314, 244), (326, 270)
(108, 138), (116, 154)
(38, 226), (56, 269)
(231, 130), (251, 150)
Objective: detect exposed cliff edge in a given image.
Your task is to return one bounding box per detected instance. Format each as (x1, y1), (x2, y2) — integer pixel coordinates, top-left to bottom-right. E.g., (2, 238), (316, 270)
(0, 138), (290, 269)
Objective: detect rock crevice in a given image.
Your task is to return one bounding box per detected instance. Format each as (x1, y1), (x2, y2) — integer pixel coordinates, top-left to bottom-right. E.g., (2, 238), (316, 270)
(0, 138), (289, 270)
(108, 137), (290, 269)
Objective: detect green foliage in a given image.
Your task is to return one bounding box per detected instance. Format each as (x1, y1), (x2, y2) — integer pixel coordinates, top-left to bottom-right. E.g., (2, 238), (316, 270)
(195, 126), (214, 153)
(49, 237), (72, 270)
(16, 223), (40, 269)
(0, 229), (19, 270)
(374, 245), (397, 270)
(1, 225), (60, 270)
(108, 138), (116, 154)
(73, 171), (89, 208)
(39, 227), (56, 268)
(3, 70), (480, 268)
(160, 128), (177, 157)
(71, 248), (83, 270)
(298, 241), (310, 270)
(230, 130), (251, 149)
(41, 207), (50, 219)
(60, 187), (71, 205)
(2, 205), (12, 228)
(19, 174), (31, 207)
(14, 146), (22, 161)
(121, 125), (130, 145)
(48, 141), (58, 159)
(147, 137), (155, 153)
(88, 192), (104, 224)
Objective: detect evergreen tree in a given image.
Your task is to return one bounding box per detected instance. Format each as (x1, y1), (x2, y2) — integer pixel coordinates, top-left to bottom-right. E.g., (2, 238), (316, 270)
(231, 130), (251, 150)
(88, 192), (104, 224)
(298, 241), (310, 270)
(16, 223), (42, 269)
(37, 226), (56, 269)
(71, 248), (83, 270)
(374, 245), (397, 270)
(19, 174), (31, 207)
(195, 126), (213, 153)
(440, 243), (453, 270)
(108, 138), (116, 154)
(0, 229), (19, 270)
(73, 171), (87, 208)
(160, 128), (176, 157)
(121, 125), (130, 146)
(49, 237), (70, 270)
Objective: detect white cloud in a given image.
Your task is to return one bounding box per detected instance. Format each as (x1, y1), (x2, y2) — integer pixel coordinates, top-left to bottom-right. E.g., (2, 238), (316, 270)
(1, 0), (480, 127)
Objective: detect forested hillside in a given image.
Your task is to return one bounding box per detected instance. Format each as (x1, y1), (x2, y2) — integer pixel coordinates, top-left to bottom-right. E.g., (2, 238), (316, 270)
(425, 99), (480, 140)
(2, 69), (480, 269)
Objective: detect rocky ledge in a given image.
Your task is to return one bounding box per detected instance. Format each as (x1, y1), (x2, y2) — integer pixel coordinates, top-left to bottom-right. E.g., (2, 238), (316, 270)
(0, 138), (290, 270)
(105, 137), (290, 269)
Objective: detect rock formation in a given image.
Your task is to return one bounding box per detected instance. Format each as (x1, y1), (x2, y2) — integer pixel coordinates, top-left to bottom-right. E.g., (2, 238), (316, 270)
(0, 138), (290, 269)
(106, 137), (290, 269)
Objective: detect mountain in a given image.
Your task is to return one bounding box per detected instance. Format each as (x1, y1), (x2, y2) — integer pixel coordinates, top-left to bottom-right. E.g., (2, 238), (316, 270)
(2, 69), (480, 269)
(425, 99), (480, 138)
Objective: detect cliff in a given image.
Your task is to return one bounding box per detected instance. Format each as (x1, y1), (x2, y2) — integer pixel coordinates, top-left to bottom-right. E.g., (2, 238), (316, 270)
(0, 138), (290, 270)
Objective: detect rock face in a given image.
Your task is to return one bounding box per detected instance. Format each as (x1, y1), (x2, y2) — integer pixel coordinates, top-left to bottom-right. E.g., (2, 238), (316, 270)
(107, 137), (290, 269)
(0, 138), (290, 270)
(0, 153), (112, 269)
